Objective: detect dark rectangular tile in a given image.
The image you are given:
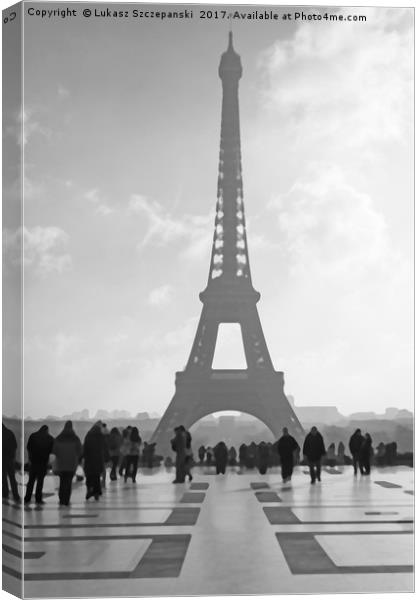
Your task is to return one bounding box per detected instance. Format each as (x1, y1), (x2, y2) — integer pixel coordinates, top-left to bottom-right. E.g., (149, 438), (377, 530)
(250, 482), (269, 490)
(180, 492), (205, 503)
(277, 532), (337, 574)
(165, 507), (200, 525)
(255, 492), (282, 503)
(374, 481), (402, 489)
(132, 535), (191, 578)
(276, 532), (413, 575)
(264, 507), (301, 524)
(189, 483), (209, 490)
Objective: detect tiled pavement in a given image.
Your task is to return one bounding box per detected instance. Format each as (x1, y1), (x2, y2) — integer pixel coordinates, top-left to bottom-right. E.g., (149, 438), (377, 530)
(2, 465), (414, 597)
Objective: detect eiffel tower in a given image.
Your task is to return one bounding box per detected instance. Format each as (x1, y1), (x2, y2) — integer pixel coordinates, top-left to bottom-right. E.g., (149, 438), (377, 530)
(150, 33), (304, 456)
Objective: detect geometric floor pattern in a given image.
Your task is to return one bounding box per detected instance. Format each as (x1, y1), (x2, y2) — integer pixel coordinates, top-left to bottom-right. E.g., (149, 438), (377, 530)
(2, 465), (414, 597)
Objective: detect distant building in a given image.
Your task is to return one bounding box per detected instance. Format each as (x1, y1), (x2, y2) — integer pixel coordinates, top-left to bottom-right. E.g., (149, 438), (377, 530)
(135, 412), (150, 420)
(348, 411), (377, 421)
(296, 406), (344, 425)
(287, 396), (344, 425)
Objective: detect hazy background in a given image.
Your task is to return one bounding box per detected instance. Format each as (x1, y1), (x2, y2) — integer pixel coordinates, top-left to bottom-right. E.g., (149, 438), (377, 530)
(3, 4), (413, 419)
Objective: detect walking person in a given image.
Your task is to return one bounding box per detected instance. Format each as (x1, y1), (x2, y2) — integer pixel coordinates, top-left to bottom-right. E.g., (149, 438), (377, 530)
(108, 427), (122, 481)
(360, 433), (373, 475)
(205, 446), (213, 467)
(184, 428), (193, 482)
(171, 426), (187, 483)
(214, 441), (228, 474)
(246, 442), (257, 469)
(303, 426), (326, 484)
(239, 443), (248, 469)
(119, 427), (132, 476)
(349, 428), (364, 475)
(2, 423), (21, 503)
(124, 427), (142, 483)
(256, 441), (270, 475)
(24, 425), (54, 505)
(337, 441), (345, 465)
(277, 427), (300, 483)
(83, 421), (106, 500)
(376, 442), (386, 467)
(52, 421), (82, 506)
(326, 443), (336, 467)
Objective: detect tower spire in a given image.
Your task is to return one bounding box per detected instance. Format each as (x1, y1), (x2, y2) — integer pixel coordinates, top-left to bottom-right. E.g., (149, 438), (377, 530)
(207, 33), (253, 286)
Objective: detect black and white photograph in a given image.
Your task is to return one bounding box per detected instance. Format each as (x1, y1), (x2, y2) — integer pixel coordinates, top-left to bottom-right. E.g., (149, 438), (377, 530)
(2, 1), (414, 597)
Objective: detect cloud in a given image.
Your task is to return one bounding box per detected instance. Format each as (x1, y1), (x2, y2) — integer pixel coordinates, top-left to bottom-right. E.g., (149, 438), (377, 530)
(84, 189), (100, 203)
(58, 85), (70, 99)
(259, 8), (413, 153)
(4, 226), (72, 277)
(84, 188), (115, 216)
(147, 284), (174, 307)
(54, 333), (82, 359)
(21, 108), (52, 146)
(95, 204), (115, 216)
(269, 163), (395, 280)
(129, 194), (213, 259)
(4, 108), (52, 147)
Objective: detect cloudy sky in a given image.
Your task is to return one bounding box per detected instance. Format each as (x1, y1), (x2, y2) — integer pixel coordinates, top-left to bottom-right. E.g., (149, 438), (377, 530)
(3, 4), (413, 418)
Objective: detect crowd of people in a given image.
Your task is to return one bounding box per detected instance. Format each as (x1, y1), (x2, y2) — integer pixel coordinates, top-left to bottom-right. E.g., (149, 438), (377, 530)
(169, 425), (380, 485)
(2, 420), (403, 504)
(2, 420), (150, 506)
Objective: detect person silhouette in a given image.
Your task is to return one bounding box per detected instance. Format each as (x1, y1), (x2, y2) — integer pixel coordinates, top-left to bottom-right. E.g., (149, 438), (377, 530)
(2, 423), (20, 503)
(277, 427), (300, 483)
(24, 425), (54, 505)
(303, 427), (326, 484)
(349, 428), (364, 475)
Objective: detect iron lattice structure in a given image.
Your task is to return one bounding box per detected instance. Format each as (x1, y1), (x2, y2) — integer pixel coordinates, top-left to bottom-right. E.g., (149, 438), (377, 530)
(150, 34), (304, 456)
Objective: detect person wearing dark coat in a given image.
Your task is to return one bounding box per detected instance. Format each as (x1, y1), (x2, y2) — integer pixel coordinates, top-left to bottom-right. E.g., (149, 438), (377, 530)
(246, 442), (257, 469)
(302, 427), (326, 484)
(228, 446), (237, 466)
(24, 425), (54, 504)
(337, 441), (345, 465)
(277, 427), (300, 483)
(2, 423), (20, 502)
(349, 428), (364, 475)
(171, 426), (187, 483)
(52, 421), (82, 506)
(360, 433), (373, 475)
(256, 441), (270, 475)
(108, 427), (122, 480)
(83, 422), (106, 500)
(124, 427), (142, 483)
(238, 443), (248, 468)
(214, 441), (228, 474)
(183, 429), (193, 482)
(205, 446), (213, 466)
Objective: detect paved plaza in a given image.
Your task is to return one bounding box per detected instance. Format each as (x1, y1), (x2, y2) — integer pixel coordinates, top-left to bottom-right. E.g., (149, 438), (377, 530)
(2, 465), (414, 597)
